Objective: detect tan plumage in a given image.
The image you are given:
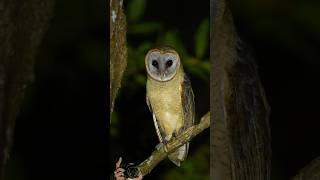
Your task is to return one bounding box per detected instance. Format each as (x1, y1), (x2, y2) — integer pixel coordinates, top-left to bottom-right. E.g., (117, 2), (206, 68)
(145, 47), (195, 166)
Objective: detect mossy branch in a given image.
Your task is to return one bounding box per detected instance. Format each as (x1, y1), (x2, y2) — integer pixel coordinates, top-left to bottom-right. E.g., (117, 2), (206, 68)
(138, 112), (210, 176)
(110, 0), (127, 116)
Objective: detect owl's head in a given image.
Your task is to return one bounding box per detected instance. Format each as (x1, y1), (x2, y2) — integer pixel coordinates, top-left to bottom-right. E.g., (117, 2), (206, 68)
(145, 46), (180, 82)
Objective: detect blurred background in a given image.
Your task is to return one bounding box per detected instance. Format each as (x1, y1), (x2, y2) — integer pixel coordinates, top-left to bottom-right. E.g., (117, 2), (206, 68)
(110, 0), (210, 179)
(229, 0), (320, 179)
(5, 0), (107, 180)
(4, 0), (320, 180)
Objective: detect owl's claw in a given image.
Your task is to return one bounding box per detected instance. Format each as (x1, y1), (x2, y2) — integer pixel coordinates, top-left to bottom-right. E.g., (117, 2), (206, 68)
(156, 142), (169, 152)
(156, 142), (164, 150)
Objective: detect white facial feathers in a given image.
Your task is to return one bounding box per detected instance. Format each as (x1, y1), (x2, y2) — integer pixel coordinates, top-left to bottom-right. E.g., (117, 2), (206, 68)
(145, 48), (180, 82)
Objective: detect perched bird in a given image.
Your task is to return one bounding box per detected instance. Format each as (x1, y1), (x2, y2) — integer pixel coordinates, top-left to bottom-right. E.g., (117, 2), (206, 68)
(145, 46), (195, 166)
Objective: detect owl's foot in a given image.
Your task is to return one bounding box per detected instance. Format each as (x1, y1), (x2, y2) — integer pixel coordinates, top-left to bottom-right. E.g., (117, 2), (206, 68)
(158, 134), (173, 153)
(156, 142), (164, 150)
(155, 142), (169, 152)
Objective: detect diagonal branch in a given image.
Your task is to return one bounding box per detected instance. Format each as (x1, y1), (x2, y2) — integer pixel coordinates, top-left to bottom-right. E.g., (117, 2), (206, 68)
(138, 112), (210, 176)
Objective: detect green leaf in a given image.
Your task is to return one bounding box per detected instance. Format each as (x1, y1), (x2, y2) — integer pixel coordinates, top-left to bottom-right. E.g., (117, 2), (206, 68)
(128, 22), (162, 34)
(127, 0), (146, 22)
(194, 18), (209, 59)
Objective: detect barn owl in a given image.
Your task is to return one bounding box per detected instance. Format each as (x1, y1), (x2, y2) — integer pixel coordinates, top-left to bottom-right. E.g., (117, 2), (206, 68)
(145, 46), (195, 166)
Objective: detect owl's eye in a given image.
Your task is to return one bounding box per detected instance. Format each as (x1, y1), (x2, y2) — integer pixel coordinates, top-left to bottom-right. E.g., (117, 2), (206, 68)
(152, 60), (158, 67)
(166, 60), (173, 67)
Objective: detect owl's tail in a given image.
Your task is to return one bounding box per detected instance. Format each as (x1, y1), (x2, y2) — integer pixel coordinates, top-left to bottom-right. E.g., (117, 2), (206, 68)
(168, 142), (189, 167)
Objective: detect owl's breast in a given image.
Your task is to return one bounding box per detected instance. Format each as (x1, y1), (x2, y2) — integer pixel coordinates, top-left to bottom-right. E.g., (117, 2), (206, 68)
(147, 77), (184, 136)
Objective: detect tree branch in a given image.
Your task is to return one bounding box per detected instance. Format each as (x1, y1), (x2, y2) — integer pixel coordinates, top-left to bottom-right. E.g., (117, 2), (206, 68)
(110, 0), (127, 117)
(210, 0), (271, 179)
(138, 112), (210, 176)
(0, 1), (54, 179)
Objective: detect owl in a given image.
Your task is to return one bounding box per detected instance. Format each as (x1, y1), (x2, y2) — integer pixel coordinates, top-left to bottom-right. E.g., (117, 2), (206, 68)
(145, 46), (195, 166)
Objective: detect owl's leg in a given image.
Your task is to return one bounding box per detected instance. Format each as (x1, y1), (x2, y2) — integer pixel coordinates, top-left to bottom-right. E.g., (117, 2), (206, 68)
(155, 141), (170, 152)
(155, 142), (164, 150)
(156, 134), (172, 153)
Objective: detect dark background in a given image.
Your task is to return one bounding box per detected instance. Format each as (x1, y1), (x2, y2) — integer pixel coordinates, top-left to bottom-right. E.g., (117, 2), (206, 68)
(6, 0), (107, 180)
(230, 0), (320, 179)
(3, 0), (320, 180)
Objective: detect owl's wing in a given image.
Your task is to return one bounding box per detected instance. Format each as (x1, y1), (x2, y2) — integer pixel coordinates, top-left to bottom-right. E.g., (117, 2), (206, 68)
(181, 74), (195, 130)
(146, 95), (165, 142)
(167, 74), (195, 165)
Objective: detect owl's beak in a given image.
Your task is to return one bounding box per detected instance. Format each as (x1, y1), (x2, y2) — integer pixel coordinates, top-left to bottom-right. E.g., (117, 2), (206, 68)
(160, 72), (166, 80)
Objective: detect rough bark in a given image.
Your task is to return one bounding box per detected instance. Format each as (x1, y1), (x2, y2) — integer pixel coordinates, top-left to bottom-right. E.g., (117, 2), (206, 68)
(0, 0), (54, 179)
(138, 112), (210, 176)
(110, 0), (127, 116)
(292, 157), (320, 180)
(210, 0), (271, 179)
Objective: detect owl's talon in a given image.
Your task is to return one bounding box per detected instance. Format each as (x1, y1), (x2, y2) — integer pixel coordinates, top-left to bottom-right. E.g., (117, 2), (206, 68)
(156, 143), (164, 150)
(156, 142), (169, 152)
